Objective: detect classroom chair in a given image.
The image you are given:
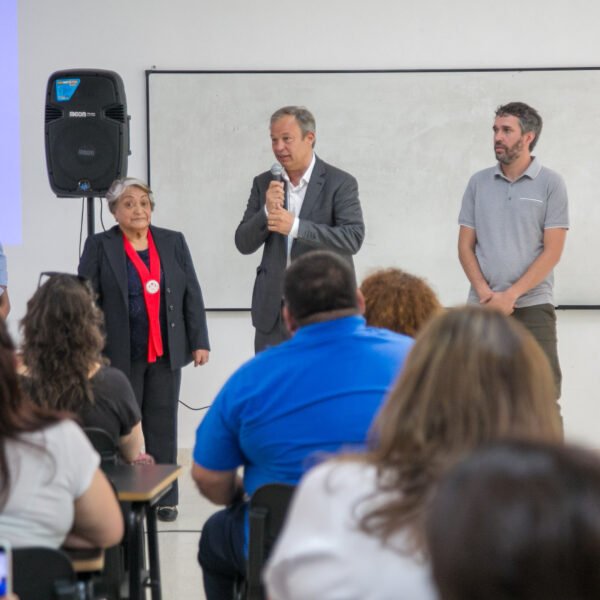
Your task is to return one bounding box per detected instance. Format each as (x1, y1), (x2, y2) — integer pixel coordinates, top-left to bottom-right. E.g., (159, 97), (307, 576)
(235, 483), (296, 600)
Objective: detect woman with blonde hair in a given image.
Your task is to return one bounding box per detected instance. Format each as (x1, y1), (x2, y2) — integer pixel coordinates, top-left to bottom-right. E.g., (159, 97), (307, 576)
(360, 268), (442, 336)
(264, 305), (563, 600)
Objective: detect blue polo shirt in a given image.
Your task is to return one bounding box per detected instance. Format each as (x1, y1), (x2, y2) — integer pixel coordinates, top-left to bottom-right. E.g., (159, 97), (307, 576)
(194, 315), (413, 546)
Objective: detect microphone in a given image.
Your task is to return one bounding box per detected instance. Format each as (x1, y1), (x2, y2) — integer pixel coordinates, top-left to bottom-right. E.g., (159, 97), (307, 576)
(270, 162), (287, 210)
(270, 162), (284, 182)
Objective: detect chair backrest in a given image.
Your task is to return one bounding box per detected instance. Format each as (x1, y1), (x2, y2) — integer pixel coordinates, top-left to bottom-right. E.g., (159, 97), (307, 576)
(13, 546), (77, 600)
(84, 426), (120, 465)
(246, 483), (296, 600)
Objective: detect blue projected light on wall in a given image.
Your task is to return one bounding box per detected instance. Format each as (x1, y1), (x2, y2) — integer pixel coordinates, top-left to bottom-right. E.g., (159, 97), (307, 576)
(0, 0), (21, 244)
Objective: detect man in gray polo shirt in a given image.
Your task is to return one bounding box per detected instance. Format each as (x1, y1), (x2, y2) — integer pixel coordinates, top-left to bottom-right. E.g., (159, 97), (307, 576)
(458, 101), (569, 398)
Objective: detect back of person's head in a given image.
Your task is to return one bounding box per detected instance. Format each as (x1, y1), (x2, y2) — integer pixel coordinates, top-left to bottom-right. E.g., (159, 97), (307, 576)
(360, 305), (562, 547)
(21, 273), (105, 411)
(360, 268), (442, 336)
(427, 440), (600, 600)
(283, 251), (358, 326)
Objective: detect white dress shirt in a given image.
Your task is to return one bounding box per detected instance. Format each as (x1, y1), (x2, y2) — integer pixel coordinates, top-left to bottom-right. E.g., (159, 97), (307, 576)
(265, 154), (316, 262)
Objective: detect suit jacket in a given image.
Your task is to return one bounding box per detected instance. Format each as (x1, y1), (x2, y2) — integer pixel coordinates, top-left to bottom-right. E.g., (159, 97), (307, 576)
(235, 156), (365, 332)
(78, 225), (210, 377)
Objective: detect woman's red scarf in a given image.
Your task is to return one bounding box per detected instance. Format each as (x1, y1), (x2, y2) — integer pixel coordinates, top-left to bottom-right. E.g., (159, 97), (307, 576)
(122, 229), (163, 362)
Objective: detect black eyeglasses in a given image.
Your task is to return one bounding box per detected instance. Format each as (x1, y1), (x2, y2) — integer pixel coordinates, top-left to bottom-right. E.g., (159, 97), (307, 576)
(37, 271), (91, 290)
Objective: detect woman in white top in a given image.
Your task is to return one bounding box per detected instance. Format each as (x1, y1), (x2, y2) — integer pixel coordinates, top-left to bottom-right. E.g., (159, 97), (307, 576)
(264, 306), (564, 600)
(0, 318), (123, 549)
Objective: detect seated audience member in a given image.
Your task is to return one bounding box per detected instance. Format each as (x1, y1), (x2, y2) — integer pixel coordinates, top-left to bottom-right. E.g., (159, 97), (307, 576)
(427, 440), (600, 600)
(264, 306), (563, 600)
(192, 250), (414, 600)
(20, 273), (143, 463)
(360, 268), (442, 336)
(0, 318), (123, 549)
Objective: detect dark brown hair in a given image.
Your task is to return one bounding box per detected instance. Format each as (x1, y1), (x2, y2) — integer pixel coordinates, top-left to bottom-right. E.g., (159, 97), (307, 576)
(21, 274), (106, 412)
(427, 440), (600, 600)
(284, 251), (358, 324)
(495, 101), (543, 150)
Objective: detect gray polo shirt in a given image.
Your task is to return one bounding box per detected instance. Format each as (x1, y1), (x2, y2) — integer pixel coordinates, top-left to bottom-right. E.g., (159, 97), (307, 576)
(458, 158), (569, 308)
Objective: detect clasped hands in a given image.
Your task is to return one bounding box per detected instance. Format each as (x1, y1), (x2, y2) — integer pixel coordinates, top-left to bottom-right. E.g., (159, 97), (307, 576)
(479, 289), (518, 315)
(266, 181), (294, 235)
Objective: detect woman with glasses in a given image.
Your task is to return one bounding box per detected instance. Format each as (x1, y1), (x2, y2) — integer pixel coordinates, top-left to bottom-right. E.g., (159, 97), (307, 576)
(78, 177), (210, 522)
(21, 273), (144, 463)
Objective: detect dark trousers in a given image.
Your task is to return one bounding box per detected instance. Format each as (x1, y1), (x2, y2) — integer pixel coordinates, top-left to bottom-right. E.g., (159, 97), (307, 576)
(512, 303), (562, 399)
(254, 311), (290, 354)
(198, 502), (247, 600)
(130, 356), (181, 505)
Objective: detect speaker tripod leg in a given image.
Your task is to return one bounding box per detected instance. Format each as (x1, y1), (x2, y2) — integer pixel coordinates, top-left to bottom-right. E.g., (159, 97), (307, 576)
(87, 196), (95, 237)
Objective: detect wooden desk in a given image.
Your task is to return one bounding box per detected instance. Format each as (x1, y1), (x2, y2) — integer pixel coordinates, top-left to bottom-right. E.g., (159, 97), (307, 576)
(64, 547), (105, 573)
(103, 463), (183, 600)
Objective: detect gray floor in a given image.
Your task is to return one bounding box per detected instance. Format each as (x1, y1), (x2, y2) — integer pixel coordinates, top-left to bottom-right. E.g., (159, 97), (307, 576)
(156, 449), (214, 600)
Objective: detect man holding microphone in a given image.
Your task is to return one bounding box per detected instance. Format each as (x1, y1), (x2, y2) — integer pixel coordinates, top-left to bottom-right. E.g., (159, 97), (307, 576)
(235, 106), (365, 352)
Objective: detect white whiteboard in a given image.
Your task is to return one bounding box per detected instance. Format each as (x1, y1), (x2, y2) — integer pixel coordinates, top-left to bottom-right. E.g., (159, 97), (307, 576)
(147, 69), (599, 309)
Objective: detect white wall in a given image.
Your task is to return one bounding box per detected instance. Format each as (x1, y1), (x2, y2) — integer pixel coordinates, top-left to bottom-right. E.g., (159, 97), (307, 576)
(11, 0), (600, 448)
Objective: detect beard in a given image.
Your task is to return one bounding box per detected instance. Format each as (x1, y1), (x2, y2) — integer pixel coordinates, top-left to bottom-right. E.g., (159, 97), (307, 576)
(495, 137), (524, 165)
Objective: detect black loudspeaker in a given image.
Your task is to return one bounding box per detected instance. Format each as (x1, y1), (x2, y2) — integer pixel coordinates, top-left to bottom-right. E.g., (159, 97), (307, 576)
(45, 69), (130, 197)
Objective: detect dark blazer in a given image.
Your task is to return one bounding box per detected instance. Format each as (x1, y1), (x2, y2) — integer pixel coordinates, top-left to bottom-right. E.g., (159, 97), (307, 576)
(78, 225), (210, 377)
(235, 156), (365, 332)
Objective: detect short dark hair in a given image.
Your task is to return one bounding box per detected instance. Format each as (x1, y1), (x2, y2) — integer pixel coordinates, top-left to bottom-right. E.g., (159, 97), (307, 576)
(283, 251), (357, 323)
(427, 440), (600, 600)
(495, 102), (543, 150)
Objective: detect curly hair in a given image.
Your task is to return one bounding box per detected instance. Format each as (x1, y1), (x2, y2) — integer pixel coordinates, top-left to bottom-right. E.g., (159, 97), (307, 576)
(356, 306), (563, 552)
(360, 268), (443, 337)
(20, 274), (107, 412)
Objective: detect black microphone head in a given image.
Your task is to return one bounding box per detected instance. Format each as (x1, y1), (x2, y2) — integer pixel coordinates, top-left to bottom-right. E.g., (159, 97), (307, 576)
(270, 162), (284, 181)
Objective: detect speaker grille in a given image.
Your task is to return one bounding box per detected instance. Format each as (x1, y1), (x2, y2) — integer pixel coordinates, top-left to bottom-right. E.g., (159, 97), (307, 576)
(45, 105), (62, 123)
(105, 104), (126, 123)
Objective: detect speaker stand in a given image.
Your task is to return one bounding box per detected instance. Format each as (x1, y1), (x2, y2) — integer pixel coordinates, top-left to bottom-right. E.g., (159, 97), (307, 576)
(87, 197), (95, 237)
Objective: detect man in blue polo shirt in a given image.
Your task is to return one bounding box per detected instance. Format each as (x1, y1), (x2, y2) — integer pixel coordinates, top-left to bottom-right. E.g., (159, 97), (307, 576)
(192, 250), (414, 600)
(458, 101), (569, 398)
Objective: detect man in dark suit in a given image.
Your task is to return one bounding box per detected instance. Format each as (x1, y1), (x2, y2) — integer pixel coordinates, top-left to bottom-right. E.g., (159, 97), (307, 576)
(235, 106), (365, 352)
